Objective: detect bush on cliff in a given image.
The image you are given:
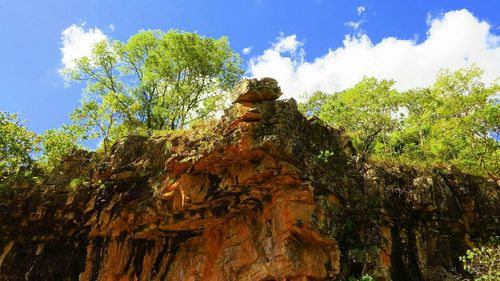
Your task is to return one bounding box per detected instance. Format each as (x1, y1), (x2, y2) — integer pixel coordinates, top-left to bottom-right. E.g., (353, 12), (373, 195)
(460, 238), (500, 281)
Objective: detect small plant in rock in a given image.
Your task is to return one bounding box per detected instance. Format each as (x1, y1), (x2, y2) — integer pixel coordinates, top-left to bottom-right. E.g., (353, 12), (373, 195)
(460, 237), (500, 281)
(68, 177), (87, 192)
(316, 149), (335, 163)
(163, 141), (173, 156)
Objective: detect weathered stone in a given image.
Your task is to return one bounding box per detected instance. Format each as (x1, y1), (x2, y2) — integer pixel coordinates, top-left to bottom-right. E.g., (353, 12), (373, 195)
(232, 77), (282, 103)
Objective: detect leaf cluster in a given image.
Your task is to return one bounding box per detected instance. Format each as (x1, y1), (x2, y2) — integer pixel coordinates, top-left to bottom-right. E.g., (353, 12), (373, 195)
(37, 124), (85, 171)
(0, 111), (37, 175)
(460, 237), (500, 281)
(301, 66), (500, 178)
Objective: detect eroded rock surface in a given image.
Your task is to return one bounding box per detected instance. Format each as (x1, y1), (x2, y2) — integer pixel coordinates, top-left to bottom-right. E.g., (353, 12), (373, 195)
(0, 78), (498, 281)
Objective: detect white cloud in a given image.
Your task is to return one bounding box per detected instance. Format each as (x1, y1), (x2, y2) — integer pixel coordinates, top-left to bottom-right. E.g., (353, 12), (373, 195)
(242, 47), (253, 55)
(346, 6), (367, 31)
(345, 20), (364, 30)
(108, 24), (115, 32)
(357, 6), (366, 16)
(272, 33), (303, 54)
(247, 9), (500, 100)
(60, 23), (108, 70)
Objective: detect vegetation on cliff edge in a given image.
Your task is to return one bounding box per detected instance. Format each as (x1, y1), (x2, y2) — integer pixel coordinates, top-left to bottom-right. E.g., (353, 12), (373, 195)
(300, 66), (500, 179)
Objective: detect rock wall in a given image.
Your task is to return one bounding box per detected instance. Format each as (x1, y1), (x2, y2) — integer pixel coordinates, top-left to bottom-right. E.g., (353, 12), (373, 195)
(0, 78), (498, 281)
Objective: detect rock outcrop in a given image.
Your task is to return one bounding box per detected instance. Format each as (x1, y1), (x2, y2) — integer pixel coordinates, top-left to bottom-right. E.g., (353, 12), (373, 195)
(0, 78), (498, 281)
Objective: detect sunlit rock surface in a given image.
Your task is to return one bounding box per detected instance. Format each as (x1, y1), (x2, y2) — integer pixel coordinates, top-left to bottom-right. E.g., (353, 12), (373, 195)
(0, 78), (498, 281)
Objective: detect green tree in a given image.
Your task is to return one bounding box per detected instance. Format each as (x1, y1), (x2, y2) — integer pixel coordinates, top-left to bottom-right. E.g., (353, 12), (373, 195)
(397, 66), (499, 177)
(318, 77), (401, 160)
(299, 90), (329, 116)
(70, 93), (124, 153)
(63, 30), (243, 146)
(389, 87), (435, 159)
(431, 67), (499, 177)
(38, 124), (85, 171)
(300, 66), (498, 177)
(0, 112), (37, 174)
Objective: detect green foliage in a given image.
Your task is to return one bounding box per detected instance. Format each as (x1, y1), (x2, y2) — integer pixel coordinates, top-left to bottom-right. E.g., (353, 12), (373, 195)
(301, 66), (499, 178)
(299, 90), (329, 116)
(398, 66), (500, 177)
(38, 124), (84, 171)
(316, 149), (335, 163)
(68, 177), (87, 192)
(63, 29), (243, 149)
(0, 170), (42, 196)
(348, 275), (374, 281)
(460, 237), (500, 281)
(316, 77), (401, 159)
(69, 93), (124, 153)
(0, 111), (37, 174)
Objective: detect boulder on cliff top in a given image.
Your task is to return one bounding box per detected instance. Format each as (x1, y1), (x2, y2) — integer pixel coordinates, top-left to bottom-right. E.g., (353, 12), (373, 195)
(232, 77), (282, 103)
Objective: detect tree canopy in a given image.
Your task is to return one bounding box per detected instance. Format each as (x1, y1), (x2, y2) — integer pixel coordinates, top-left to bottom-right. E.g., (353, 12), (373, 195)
(301, 66), (500, 178)
(316, 77), (401, 160)
(63, 29), (243, 151)
(0, 112), (37, 174)
(38, 124), (83, 170)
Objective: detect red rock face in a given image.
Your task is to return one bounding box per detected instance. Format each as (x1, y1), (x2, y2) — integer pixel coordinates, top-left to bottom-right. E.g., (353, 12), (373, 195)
(0, 78), (498, 281)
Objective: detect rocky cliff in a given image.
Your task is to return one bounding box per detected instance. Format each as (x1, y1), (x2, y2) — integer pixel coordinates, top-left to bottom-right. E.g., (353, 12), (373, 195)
(0, 78), (498, 281)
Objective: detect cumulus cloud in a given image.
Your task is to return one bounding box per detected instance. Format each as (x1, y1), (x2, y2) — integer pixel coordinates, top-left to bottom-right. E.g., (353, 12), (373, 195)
(242, 47), (253, 55)
(247, 9), (500, 100)
(60, 23), (108, 70)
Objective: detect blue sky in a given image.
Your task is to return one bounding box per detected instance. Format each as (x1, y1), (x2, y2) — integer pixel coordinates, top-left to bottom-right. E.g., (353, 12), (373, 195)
(0, 0), (499, 134)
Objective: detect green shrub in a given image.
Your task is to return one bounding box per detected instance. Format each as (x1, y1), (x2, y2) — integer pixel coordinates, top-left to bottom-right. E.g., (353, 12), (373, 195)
(68, 177), (87, 192)
(460, 238), (500, 281)
(316, 149), (335, 163)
